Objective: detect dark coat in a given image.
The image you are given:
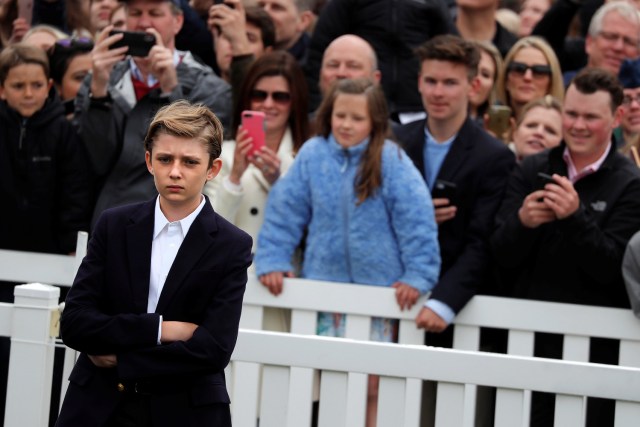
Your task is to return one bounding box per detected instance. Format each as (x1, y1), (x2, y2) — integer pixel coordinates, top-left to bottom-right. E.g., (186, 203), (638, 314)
(491, 143), (640, 308)
(56, 198), (252, 427)
(304, 0), (452, 114)
(0, 94), (92, 254)
(395, 118), (515, 313)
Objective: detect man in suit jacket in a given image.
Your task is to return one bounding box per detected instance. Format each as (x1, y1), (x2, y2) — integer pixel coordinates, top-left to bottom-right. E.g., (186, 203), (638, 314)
(394, 35), (515, 335)
(56, 101), (252, 427)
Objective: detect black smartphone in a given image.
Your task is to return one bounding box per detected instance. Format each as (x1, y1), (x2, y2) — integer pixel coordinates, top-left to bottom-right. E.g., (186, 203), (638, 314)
(214, 0), (234, 7)
(536, 172), (555, 191)
(536, 172), (555, 202)
(109, 30), (155, 57)
(432, 179), (457, 205)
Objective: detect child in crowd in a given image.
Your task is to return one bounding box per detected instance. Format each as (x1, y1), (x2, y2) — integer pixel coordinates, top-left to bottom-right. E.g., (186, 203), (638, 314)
(255, 78), (440, 426)
(0, 43), (92, 255)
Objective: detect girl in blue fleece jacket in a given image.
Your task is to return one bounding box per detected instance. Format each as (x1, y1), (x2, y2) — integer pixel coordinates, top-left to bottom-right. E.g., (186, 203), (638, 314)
(255, 78), (440, 426)
(255, 77), (440, 338)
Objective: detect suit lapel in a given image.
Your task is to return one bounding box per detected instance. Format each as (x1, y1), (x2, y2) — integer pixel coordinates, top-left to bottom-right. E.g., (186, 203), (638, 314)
(436, 118), (474, 182)
(125, 201), (155, 313)
(155, 202), (218, 314)
(405, 120), (428, 178)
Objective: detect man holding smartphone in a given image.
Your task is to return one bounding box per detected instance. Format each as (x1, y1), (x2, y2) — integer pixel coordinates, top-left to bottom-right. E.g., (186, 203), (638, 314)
(491, 68), (640, 425)
(394, 35), (515, 336)
(75, 0), (232, 226)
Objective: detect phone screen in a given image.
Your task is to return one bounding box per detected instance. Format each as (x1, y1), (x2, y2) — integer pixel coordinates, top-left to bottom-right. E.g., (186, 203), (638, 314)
(241, 110), (266, 157)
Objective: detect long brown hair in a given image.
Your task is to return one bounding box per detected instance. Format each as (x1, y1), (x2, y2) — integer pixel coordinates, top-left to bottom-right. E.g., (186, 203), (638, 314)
(234, 51), (310, 152)
(315, 78), (390, 204)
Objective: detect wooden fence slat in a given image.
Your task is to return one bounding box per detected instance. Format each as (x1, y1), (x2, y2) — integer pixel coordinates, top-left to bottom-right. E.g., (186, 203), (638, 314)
(318, 371), (348, 427)
(378, 376), (406, 426)
(259, 365), (290, 427)
(434, 382), (465, 426)
(554, 394), (585, 427)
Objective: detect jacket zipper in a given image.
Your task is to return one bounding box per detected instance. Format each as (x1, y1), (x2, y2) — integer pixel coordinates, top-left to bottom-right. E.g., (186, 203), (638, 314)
(341, 149), (353, 281)
(19, 118), (27, 151)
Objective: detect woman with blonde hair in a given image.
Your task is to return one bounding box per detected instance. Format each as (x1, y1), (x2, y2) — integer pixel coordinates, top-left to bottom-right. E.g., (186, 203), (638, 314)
(496, 36), (564, 120)
(510, 95), (563, 161)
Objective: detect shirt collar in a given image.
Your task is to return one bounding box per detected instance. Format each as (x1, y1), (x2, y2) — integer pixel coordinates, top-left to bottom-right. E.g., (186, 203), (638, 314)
(153, 195), (206, 239)
(130, 50), (182, 87)
(562, 142), (612, 183)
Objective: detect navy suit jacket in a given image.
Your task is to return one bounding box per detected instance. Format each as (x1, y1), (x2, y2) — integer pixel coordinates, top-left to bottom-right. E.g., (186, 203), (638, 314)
(56, 198), (252, 427)
(394, 118), (515, 313)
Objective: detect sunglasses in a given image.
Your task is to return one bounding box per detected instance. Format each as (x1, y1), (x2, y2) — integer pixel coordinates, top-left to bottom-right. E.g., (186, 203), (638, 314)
(250, 89), (291, 104)
(507, 62), (552, 78)
(55, 37), (94, 50)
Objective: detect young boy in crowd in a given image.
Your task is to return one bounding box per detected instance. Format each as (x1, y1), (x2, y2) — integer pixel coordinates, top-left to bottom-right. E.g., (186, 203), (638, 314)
(0, 43), (93, 257)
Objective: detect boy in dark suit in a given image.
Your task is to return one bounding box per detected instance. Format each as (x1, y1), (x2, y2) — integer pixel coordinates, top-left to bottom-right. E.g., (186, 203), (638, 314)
(56, 100), (252, 427)
(394, 35), (515, 334)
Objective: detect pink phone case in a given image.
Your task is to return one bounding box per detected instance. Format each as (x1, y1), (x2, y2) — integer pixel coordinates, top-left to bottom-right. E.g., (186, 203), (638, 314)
(18, 0), (33, 23)
(241, 110), (266, 157)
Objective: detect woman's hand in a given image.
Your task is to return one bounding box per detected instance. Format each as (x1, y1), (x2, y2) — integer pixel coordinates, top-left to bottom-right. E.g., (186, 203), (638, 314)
(250, 146), (281, 185)
(229, 127), (253, 184)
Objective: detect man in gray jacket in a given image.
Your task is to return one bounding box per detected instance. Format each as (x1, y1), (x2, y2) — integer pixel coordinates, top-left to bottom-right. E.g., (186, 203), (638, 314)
(76, 0), (231, 226)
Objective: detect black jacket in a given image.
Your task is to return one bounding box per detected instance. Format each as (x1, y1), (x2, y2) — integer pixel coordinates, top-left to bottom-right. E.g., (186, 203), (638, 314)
(305, 0), (452, 114)
(0, 93), (93, 253)
(395, 118), (515, 313)
(491, 143), (640, 308)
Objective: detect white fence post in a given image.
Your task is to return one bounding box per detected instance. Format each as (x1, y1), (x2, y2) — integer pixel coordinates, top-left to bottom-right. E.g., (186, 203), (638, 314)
(4, 283), (60, 427)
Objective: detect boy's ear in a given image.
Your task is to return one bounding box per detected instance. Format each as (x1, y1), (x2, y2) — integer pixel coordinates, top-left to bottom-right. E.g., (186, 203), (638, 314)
(47, 79), (53, 92)
(0, 85), (5, 100)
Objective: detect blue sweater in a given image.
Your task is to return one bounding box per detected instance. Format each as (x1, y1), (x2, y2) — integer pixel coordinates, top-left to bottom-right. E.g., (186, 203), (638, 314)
(255, 134), (440, 294)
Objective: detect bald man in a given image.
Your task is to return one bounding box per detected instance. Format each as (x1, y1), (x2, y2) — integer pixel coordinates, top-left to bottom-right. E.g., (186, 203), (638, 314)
(318, 35), (381, 96)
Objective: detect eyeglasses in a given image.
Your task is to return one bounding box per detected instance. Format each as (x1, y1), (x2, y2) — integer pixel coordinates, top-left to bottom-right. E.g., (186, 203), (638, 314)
(598, 31), (639, 50)
(249, 89), (291, 104)
(623, 94), (640, 106)
(507, 61), (552, 78)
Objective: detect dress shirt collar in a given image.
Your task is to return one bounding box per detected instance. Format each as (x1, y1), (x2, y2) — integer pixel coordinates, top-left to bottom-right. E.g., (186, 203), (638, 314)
(562, 142), (612, 183)
(153, 195), (206, 239)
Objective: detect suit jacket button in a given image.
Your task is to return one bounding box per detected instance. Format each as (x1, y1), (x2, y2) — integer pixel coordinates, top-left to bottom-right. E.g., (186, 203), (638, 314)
(117, 383), (125, 392)
(250, 207), (259, 215)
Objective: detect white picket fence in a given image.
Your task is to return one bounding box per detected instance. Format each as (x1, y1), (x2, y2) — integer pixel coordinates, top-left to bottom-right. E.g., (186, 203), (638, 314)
(2, 236), (640, 426)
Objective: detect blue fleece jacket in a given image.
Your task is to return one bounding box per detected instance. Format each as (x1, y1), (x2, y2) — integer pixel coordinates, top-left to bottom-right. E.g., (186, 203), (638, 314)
(255, 134), (440, 294)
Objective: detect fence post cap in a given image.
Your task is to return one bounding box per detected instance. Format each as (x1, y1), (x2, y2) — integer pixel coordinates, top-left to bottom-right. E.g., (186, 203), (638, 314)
(13, 283), (61, 299)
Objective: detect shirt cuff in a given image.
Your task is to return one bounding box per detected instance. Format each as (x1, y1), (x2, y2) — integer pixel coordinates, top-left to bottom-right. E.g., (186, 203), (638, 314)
(157, 315), (163, 345)
(223, 175), (243, 194)
(424, 299), (456, 324)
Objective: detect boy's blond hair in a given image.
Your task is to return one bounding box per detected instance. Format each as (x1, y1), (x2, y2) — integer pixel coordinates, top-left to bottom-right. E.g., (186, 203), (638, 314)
(0, 43), (49, 84)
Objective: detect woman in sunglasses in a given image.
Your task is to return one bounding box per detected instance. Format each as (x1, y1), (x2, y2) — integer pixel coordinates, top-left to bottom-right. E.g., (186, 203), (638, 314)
(496, 36), (564, 121)
(204, 51), (309, 251)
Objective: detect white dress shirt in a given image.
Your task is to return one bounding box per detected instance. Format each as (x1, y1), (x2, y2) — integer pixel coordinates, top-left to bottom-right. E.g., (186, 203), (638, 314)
(149, 196), (206, 342)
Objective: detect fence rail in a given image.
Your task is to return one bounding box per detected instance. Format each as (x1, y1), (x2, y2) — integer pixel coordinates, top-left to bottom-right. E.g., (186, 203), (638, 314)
(2, 237), (640, 426)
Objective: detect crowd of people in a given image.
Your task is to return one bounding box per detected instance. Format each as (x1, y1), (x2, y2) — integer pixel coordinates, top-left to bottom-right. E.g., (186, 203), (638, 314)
(2, 0), (640, 426)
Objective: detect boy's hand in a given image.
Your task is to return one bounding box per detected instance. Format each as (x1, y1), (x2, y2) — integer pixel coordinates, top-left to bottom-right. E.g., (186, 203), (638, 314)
(433, 198), (456, 224)
(161, 321), (198, 343)
(392, 282), (420, 311)
(415, 307), (447, 332)
(90, 25), (128, 97)
(88, 354), (117, 368)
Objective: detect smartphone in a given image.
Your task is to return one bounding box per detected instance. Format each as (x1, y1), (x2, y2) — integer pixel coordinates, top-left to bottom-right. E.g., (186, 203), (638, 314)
(432, 179), (457, 205)
(108, 30), (156, 57)
(536, 172), (555, 191)
(487, 105), (512, 142)
(18, 0), (33, 23)
(214, 0), (234, 7)
(241, 110), (266, 157)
